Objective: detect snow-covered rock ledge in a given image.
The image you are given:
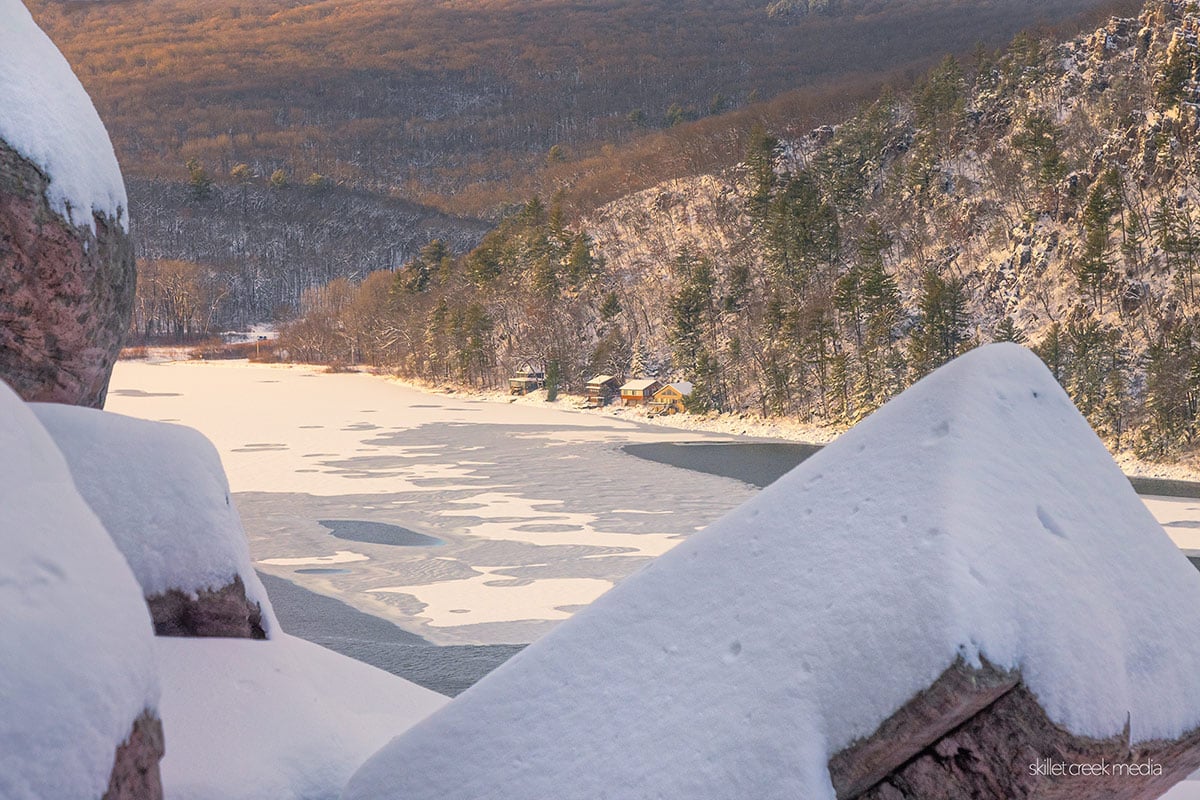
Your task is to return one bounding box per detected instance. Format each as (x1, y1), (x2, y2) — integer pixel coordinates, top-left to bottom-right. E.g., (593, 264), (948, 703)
(33, 405), (276, 639)
(0, 381), (161, 800)
(343, 344), (1200, 800)
(0, 0), (134, 408)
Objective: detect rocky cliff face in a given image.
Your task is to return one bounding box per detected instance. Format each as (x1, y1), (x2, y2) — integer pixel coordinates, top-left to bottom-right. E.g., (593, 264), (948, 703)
(0, 138), (134, 408)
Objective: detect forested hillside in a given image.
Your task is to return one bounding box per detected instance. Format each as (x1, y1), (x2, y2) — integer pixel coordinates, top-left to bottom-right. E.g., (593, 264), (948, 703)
(32, 0), (1132, 211)
(276, 0), (1200, 460)
(29, 0), (1137, 329)
(126, 179), (489, 332)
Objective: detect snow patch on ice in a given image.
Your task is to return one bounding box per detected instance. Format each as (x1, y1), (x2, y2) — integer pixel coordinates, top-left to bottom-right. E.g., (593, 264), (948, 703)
(0, 0), (128, 231)
(258, 550), (370, 566)
(370, 569), (614, 627)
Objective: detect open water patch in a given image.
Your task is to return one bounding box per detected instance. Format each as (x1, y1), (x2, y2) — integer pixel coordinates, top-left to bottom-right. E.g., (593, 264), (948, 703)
(294, 567), (352, 575)
(319, 519), (445, 547)
(109, 388), (181, 398)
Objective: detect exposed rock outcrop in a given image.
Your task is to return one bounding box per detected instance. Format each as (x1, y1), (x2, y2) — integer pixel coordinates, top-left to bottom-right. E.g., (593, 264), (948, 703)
(0, 138), (134, 407)
(147, 575), (268, 639)
(103, 712), (165, 800)
(834, 658), (1200, 800)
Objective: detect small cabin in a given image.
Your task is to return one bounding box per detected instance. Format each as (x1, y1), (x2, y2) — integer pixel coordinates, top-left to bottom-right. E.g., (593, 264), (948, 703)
(586, 375), (621, 406)
(620, 378), (662, 406)
(509, 367), (545, 396)
(651, 382), (694, 414)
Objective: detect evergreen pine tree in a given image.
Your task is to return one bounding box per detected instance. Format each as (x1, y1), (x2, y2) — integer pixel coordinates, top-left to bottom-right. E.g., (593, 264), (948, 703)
(908, 268), (971, 376)
(993, 317), (1027, 343)
(186, 158), (213, 200)
(745, 124), (779, 226)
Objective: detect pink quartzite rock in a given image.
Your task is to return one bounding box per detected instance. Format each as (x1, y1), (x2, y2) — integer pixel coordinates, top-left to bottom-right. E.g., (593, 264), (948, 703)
(831, 658), (1200, 800)
(0, 138), (134, 408)
(103, 712), (164, 800)
(146, 575), (268, 640)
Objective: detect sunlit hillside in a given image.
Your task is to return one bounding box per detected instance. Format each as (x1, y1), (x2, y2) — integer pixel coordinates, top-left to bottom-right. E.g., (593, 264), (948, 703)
(33, 0), (1139, 216)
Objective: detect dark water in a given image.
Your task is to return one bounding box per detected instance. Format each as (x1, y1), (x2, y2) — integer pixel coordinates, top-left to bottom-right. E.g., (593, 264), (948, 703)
(319, 519), (446, 547)
(623, 441), (1200, 497)
(622, 441), (822, 489)
(258, 573), (523, 697)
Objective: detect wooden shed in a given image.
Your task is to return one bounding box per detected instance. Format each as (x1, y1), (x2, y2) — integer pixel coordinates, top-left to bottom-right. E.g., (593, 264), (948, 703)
(585, 375), (621, 406)
(651, 382), (694, 414)
(620, 378), (662, 406)
(509, 367), (545, 396)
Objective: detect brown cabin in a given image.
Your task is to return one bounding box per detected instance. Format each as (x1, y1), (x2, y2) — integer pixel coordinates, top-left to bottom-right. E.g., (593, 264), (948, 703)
(509, 368), (545, 396)
(651, 382), (694, 414)
(620, 378), (662, 406)
(585, 375), (621, 406)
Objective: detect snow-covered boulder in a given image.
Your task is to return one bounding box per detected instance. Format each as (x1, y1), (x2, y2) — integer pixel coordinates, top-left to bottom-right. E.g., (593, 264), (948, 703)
(342, 344), (1200, 800)
(0, 381), (161, 799)
(0, 0), (134, 408)
(157, 634), (448, 800)
(33, 404), (277, 639)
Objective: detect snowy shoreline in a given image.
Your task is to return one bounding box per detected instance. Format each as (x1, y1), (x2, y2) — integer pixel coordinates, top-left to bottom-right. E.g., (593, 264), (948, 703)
(372, 363), (1200, 484)
(136, 349), (1200, 482)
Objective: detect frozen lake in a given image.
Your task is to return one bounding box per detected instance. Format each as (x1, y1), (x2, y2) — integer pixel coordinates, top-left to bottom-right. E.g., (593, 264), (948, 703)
(106, 360), (758, 651)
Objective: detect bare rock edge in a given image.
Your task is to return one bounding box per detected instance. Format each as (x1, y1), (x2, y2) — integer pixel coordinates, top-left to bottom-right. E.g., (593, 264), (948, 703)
(0, 138), (134, 408)
(103, 712), (164, 800)
(146, 575), (268, 639)
(831, 657), (1200, 799)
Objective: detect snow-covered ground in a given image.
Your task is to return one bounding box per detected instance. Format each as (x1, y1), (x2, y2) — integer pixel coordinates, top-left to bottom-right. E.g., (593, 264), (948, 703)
(105, 354), (1200, 797)
(106, 359), (758, 645)
(4, 375), (449, 800)
(156, 634), (446, 800)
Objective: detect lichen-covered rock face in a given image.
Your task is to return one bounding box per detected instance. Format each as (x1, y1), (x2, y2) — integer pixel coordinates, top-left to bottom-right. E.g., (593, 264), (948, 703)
(0, 138), (134, 408)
